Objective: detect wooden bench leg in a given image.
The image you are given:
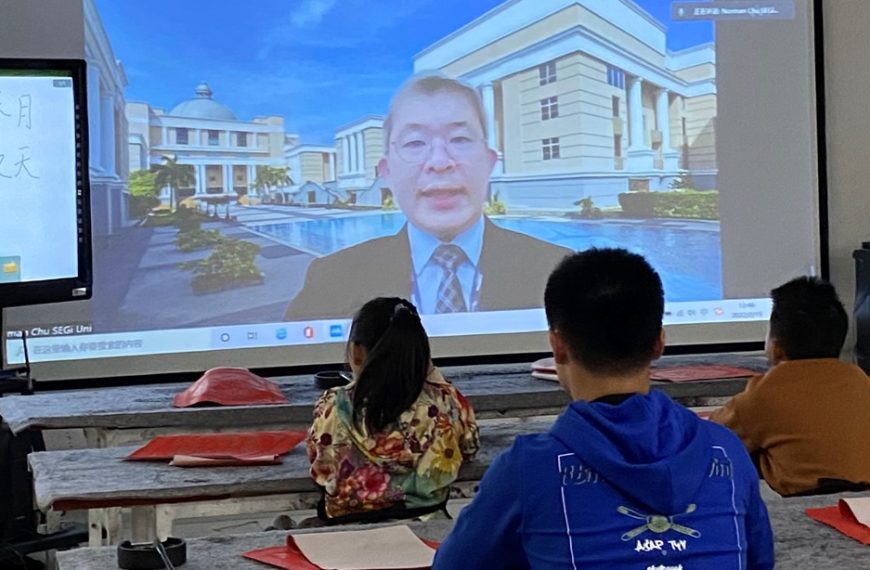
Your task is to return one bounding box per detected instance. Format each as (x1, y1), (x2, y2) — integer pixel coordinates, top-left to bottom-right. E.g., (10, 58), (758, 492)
(156, 504), (175, 540)
(89, 507), (122, 546)
(130, 506), (157, 543)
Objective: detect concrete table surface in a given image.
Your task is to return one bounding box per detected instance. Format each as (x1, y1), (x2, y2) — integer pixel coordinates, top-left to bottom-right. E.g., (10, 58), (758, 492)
(1, 354), (765, 435)
(55, 492), (870, 569)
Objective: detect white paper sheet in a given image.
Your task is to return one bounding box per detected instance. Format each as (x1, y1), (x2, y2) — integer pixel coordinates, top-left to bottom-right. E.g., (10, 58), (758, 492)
(292, 525), (435, 570)
(843, 497), (870, 527)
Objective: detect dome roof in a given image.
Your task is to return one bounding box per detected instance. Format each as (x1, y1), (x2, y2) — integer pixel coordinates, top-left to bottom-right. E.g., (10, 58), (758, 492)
(169, 82), (237, 121)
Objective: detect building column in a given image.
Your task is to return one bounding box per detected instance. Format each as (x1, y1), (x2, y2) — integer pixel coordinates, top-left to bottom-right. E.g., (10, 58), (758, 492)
(161, 126), (168, 146)
(247, 164), (255, 192)
(352, 133), (359, 173)
(479, 82), (497, 150)
(358, 132), (366, 175)
(656, 88), (671, 150)
(657, 88), (681, 172)
(196, 164), (206, 195)
(225, 130), (232, 148)
(627, 76), (654, 172)
(87, 63), (102, 172)
(628, 76), (645, 151)
(329, 153), (336, 181)
(100, 93), (116, 176)
(479, 82), (503, 175)
(223, 164), (232, 193)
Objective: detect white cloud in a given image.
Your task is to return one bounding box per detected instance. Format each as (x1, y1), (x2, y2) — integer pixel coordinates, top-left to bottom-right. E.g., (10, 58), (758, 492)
(291, 0), (338, 27)
(257, 0), (431, 60)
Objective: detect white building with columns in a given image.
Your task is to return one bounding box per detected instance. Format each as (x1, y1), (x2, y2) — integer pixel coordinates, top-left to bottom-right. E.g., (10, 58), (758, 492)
(281, 144), (336, 205)
(334, 116), (385, 205)
(126, 83), (288, 202)
(84, 0), (129, 236)
(414, 0), (717, 210)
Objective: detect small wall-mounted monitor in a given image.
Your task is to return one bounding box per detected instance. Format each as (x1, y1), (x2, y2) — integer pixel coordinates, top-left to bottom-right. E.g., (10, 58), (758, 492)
(0, 59), (92, 309)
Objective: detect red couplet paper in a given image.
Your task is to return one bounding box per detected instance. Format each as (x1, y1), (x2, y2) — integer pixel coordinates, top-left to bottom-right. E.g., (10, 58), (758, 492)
(806, 501), (870, 545)
(243, 535), (440, 570)
(531, 357), (555, 373)
(125, 430), (307, 462)
(650, 365), (757, 383)
(173, 367), (289, 407)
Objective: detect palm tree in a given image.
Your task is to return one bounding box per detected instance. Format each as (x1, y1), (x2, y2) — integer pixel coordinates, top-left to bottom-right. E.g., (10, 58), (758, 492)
(251, 166), (292, 202)
(153, 155), (195, 211)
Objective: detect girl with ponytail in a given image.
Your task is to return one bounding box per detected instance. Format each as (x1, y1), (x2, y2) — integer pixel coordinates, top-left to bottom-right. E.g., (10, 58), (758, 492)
(307, 297), (479, 524)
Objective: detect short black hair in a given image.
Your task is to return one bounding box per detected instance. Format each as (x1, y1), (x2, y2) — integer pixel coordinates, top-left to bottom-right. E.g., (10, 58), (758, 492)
(769, 276), (847, 359)
(544, 248), (664, 375)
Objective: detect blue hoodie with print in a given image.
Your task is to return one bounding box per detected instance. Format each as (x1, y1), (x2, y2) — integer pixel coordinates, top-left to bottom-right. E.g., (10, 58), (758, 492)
(433, 390), (774, 569)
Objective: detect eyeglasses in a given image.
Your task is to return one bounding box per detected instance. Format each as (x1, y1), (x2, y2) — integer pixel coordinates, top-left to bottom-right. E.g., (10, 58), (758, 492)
(392, 133), (485, 164)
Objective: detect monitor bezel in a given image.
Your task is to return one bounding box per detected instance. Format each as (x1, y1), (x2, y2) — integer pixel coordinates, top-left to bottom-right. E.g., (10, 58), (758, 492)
(0, 58), (92, 309)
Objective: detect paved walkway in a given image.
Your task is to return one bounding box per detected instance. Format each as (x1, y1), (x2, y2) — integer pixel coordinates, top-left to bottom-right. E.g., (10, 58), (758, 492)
(92, 205), (360, 331)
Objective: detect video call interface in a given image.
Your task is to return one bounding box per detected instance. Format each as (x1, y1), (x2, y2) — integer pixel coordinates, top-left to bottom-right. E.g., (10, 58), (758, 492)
(4, 1), (821, 376)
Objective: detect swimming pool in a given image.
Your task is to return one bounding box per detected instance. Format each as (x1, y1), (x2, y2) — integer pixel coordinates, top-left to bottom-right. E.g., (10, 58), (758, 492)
(249, 213), (722, 301)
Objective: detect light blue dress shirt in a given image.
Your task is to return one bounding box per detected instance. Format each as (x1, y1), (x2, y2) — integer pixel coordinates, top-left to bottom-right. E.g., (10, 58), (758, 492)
(407, 217), (485, 314)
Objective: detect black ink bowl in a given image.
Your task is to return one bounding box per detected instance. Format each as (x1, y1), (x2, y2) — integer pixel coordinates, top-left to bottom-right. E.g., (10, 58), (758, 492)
(314, 370), (352, 390)
(117, 537), (186, 569)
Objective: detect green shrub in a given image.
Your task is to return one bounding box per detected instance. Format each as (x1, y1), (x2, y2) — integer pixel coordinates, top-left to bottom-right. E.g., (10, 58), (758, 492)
(173, 205), (203, 232)
(619, 190), (719, 220)
(175, 229), (223, 252)
(484, 191), (507, 216)
(669, 173), (696, 190)
(653, 190), (718, 219)
(618, 192), (656, 218)
(179, 238), (262, 294)
(130, 195), (160, 219)
(382, 194), (398, 211)
(574, 196), (602, 219)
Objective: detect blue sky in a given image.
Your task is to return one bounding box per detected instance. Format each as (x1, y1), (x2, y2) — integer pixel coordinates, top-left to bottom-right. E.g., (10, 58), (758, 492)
(95, 0), (712, 145)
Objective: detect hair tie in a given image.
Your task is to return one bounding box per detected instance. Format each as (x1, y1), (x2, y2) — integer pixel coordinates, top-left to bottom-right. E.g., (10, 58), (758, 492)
(391, 301), (417, 320)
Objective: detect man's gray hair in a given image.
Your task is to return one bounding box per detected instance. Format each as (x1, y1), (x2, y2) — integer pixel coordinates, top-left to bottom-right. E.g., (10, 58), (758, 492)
(382, 71), (488, 149)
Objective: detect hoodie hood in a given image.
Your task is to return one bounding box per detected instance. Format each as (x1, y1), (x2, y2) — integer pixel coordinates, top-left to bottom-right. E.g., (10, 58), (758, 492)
(550, 390), (712, 514)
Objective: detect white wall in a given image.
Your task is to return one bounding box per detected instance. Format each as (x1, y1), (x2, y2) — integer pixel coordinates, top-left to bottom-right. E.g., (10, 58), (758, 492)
(823, 0), (870, 349)
(0, 0), (84, 57)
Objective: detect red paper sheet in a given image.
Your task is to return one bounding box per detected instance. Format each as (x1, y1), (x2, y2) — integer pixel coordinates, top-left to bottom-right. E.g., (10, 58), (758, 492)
(243, 536), (439, 570)
(806, 502), (870, 545)
(650, 365), (757, 382)
(173, 367), (289, 407)
(126, 430), (306, 462)
(531, 357), (555, 372)
(532, 358), (757, 384)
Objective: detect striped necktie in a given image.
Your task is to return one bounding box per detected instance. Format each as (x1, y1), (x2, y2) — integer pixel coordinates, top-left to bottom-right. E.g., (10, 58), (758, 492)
(431, 244), (468, 313)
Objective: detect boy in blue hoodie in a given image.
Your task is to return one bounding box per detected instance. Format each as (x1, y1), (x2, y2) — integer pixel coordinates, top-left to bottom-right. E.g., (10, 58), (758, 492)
(433, 248), (774, 569)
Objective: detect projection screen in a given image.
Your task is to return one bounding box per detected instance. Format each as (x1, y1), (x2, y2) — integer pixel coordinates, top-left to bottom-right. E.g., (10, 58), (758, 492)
(2, 0), (826, 382)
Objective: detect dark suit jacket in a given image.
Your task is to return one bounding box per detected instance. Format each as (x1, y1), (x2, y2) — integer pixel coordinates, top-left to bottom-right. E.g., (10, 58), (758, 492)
(284, 218), (572, 320)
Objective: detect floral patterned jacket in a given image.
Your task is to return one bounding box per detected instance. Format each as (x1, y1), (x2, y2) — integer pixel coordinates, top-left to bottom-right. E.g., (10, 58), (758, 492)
(307, 368), (480, 520)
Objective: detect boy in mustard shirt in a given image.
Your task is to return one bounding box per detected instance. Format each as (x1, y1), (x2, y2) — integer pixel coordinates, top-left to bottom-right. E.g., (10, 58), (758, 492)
(710, 277), (870, 496)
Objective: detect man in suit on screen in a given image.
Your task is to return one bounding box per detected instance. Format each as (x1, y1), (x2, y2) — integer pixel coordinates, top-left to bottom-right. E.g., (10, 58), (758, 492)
(284, 72), (571, 320)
